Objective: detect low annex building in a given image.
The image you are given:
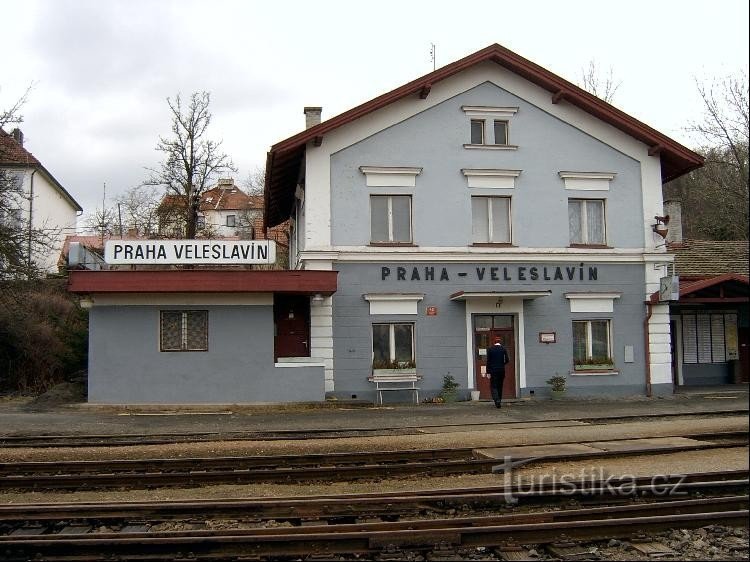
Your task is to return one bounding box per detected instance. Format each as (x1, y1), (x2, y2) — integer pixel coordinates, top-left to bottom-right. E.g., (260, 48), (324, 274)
(68, 241), (337, 404)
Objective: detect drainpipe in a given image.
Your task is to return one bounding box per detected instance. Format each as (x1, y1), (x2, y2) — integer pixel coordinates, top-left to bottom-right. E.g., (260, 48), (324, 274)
(27, 169), (37, 277)
(644, 302), (653, 397)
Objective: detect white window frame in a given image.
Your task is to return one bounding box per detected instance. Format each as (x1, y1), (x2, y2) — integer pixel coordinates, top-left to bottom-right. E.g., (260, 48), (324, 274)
(370, 195), (412, 243)
(572, 319), (613, 366)
(470, 119), (485, 145)
(493, 120), (509, 145)
(226, 214), (236, 227)
(569, 198), (606, 246)
(372, 322), (415, 365)
(471, 195), (512, 244)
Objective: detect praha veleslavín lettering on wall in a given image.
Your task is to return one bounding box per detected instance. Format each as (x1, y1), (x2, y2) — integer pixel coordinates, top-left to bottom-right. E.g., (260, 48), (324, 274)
(104, 240), (276, 265)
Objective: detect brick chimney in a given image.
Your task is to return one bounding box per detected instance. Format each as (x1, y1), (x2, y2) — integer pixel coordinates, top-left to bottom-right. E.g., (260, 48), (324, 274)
(663, 199), (683, 244)
(304, 107), (322, 129)
(10, 128), (23, 147)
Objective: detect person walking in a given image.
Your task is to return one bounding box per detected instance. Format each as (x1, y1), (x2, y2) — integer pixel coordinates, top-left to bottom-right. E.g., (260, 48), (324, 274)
(486, 336), (510, 408)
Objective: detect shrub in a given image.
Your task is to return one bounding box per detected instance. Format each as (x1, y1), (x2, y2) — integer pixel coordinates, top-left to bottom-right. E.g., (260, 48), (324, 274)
(0, 280), (88, 394)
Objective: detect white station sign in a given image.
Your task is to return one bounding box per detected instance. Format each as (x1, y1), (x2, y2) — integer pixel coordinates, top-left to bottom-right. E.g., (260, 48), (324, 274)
(105, 240), (276, 265)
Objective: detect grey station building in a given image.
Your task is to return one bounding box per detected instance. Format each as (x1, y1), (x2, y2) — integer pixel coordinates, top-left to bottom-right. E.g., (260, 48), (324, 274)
(71, 44), (724, 404)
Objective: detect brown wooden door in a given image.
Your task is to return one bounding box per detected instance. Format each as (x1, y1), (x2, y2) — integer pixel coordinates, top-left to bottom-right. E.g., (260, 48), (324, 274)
(274, 295), (310, 360)
(473, 315), (517, 399)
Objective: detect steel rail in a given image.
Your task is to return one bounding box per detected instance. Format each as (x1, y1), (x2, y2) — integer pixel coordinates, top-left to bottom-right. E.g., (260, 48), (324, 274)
(0, 408), (746, 448)
(0, 474), (746, 523)
(0, 508), (747, 560)
(0, 434), (746, 491)
(2, 495), (746, 541)
(1, 429), (746, 477)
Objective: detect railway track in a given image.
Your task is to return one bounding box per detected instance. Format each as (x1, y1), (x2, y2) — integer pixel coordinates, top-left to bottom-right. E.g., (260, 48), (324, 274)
(0, 480), (746, 560)
(0, 431), (746, 491)
(0, 408), (746, 448)
(0, 470), (746, 524)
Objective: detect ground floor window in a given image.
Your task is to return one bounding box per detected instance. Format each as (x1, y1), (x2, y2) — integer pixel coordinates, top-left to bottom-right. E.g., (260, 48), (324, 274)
(160, 310), (208, 352)
(681, 312), (738, 364)
(573, 319), (613, 368)
(372, 323), (415, 368)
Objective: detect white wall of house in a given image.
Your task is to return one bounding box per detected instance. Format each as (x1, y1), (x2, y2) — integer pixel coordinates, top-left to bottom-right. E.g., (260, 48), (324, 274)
(15, 168), (79, 273)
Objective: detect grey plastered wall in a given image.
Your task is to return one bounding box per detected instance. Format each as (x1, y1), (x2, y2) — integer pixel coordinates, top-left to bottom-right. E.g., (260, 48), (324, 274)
(88, 305), (324, 404)
(330, 82), (643, 249)
(330, 262), (647, 400)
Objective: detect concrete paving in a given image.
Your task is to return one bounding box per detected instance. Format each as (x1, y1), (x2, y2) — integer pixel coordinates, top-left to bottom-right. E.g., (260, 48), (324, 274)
(0, 389), (747, 438)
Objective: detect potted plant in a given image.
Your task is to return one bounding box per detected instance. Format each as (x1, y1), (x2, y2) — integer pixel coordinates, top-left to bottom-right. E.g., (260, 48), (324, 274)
(546, 375), (566, 400)
(574, 356), (615, 371)
(372, 358), (417, 375)
(439, 374), (460, 403)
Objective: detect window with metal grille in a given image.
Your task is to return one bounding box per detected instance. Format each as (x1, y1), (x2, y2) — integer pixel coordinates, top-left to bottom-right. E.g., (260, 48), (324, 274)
(160, 310), (208, 352)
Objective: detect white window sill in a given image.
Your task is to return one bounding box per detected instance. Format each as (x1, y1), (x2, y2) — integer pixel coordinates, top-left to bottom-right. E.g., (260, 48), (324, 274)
(569, 370), (620, 376)
(463, 144), (518, 151)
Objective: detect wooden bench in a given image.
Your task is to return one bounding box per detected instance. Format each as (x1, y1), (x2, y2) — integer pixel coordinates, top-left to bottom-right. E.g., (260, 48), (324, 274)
(368, 372), (422, 405)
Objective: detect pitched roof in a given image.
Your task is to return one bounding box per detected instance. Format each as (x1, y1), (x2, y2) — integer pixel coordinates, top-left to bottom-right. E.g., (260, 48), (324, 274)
(265, 43), (704, 227)
(669, 239), (749, 278)
(0, 128), (83, 212)
(680, 273), (749, 297)
(0, 128), (41, 165)
(200, 185), (261, 212)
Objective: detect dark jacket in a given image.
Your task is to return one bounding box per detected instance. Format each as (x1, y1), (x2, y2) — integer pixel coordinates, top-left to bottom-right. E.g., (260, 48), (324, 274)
(486, 343), (509, 373)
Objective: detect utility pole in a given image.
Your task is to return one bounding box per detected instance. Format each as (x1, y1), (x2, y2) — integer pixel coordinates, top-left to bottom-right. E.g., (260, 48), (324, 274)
(430, 43), (436, 71)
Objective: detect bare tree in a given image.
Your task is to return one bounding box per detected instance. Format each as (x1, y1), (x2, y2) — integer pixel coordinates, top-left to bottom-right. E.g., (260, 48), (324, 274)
(665, 72), (749, 240)
(242, 166), (265, 196)
(579, 60), (621, 104)
(145, 92), (236, 238)
(115, 185), (162, 237)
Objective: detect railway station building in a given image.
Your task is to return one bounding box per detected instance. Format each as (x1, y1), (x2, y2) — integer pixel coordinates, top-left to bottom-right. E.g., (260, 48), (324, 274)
(71, 44), (713, 404)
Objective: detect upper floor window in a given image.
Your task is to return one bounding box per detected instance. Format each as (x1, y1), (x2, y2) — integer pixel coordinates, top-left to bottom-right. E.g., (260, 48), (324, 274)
(472, 196), (511, 244)
(493, 120), (508, 145)
(370, 195), (412, 244)
(568, 199), (605, 246)
(226, 214), (236, 227)
(160, 310), (208, 352)
(470, 120), (485, 144)
(462, 106), (518, 150)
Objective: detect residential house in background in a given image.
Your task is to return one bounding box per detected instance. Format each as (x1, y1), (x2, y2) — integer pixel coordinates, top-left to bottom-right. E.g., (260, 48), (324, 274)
(0, 128), (82, 272)
(659, 200), (749, 387)
(265, 43), (704, 401)
(199, 178), (262, 238)
(157, 179), (262, 239)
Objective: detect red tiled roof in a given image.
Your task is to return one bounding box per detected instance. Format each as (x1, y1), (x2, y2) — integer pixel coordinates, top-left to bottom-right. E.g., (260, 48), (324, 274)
(669, 239), (749, 278)
(265, 43), (704, 227)
(0, 128), (82, 212)
(680, 273), (749, 296)
(0, 128), (41, 165)
(200, 186), (261, 212)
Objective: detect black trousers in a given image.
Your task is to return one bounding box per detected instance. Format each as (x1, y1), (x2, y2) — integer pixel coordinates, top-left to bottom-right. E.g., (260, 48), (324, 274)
(490, 371), (505, 404)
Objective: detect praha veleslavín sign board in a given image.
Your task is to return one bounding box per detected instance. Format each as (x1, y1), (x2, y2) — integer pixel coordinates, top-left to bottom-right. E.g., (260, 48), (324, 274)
(104, 240), (276, 265)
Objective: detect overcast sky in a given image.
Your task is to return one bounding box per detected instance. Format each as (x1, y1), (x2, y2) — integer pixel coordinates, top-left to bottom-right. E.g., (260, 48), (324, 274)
(3, 0), (748, 224)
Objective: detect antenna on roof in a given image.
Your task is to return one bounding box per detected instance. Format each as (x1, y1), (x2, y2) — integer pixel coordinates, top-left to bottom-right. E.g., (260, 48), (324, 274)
(429, 43), (436, 71)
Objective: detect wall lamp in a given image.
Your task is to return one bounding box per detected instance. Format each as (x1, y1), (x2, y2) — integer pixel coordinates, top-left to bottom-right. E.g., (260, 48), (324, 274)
(652, 215), (670, 238)
(311, 293), (325, 305)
